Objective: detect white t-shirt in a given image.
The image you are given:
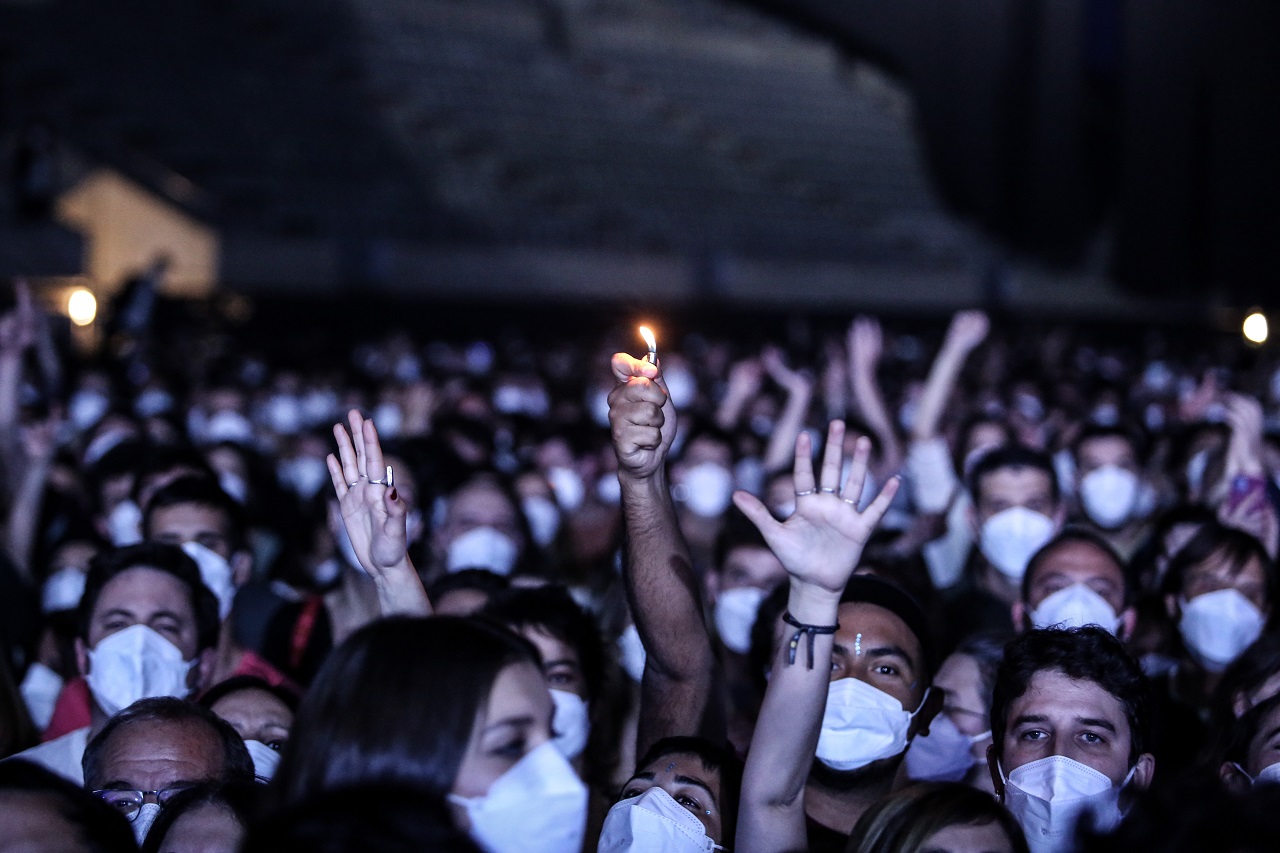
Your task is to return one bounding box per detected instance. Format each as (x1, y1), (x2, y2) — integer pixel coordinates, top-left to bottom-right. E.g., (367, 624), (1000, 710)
(8, 726), (89, 786)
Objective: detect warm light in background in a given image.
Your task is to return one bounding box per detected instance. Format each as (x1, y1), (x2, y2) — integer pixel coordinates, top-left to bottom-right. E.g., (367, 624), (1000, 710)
(68, 288), (97, 326)
(1243, 311), (1268, 344)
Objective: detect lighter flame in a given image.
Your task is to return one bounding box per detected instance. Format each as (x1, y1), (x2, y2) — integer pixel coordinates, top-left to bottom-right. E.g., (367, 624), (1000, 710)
(639, 325), (657, 352)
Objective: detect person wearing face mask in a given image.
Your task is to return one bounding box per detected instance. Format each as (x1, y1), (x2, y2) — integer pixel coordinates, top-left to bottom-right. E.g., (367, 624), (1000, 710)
(1071, 427), (1152, 561)
(144, 476), (291, 689)
(1220, 690), (1280, 793)
(82, 696), (254, 845)
(200, 676), (298, 782)
(431, 473), (530, 581)
(988, 627), (1155, 853)
(484, 584), (626, 844)
(601, 735), (741, 853)
(273, 617), (588, 853)
(11, 543), (220, 784)
(904, 633), (1005, 792)
(733, 422), (941, 853)
(1012, 530), (1137, 641)
(944, 445), (1065, 649)
(1148, 521), (1276, 776)
(670, 427), (739, 570)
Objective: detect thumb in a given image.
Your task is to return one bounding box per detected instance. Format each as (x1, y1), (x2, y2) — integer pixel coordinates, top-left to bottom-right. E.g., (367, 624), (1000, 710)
(733, 491), (781, 539)
(611, 352), (660, 384)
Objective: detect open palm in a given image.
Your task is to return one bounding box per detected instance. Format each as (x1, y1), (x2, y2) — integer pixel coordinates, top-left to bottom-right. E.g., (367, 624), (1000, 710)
(326, 409), (409, 575)
(734, 421), (898, 595)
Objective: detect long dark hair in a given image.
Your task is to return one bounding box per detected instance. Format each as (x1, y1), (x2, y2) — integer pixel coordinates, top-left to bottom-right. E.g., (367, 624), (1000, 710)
(271, 616), (538, 805)
(846, 781), (1030, 853)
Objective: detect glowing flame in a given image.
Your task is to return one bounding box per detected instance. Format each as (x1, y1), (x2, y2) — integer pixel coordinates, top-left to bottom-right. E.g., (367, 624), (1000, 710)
(639, 325), (657, 352)
(1244, 312), (1269, 344)
(68, 289), (97, 326)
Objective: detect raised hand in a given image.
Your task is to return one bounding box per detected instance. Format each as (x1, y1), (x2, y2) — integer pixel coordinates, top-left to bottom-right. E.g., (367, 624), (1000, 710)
(762, 345), (812, 395)
(326, 409), (411, 578)
(847, 316), (884, 372)
(608, 353), (676, 482)
(733, 421), (899, 597)
(942, 310), (990, 353)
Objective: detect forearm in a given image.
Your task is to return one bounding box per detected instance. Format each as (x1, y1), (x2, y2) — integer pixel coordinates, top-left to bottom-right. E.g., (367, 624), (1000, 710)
(763, 382), (812, 473)
(5, 458), (50, 580)
(372, 556), (432, 617)
(715, 385), (754, 431)
(0, 356), (21, 430)
(849, 365), (901, 466)
(737, 580), (838, 853)
(912, 344), (968, 442)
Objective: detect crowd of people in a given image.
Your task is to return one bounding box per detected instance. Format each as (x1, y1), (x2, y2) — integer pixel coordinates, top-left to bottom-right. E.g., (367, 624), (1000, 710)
(2, 280), (1280, 852)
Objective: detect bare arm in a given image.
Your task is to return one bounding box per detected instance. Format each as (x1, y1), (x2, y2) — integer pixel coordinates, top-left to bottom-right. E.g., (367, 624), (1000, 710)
(714, 357), (763, 432)
(911, 310), (989, 443)
(761, 346), (814, 474)
(734, 423), (900, 853)
(609, 352), (719, 756)
(327, 410), (432, 617)
(4, 416), (57, 581)
(847, 317), (902, 471)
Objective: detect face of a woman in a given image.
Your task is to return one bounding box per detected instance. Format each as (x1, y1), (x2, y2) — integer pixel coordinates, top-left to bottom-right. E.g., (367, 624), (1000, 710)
(517, 626), (586, 700)
(618, 753), (724, 842)
(919, 819), (1016, 853)
(209, 688), (293, 750)
(452, 661), (555, 798)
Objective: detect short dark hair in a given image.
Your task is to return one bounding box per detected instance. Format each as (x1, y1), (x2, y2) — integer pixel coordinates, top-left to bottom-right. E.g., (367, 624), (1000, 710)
(1161, 520), (1276, 607)
(1022, 527), (1131, 606)
(140, 781), (263, 853)
(198, 675), (301, 716)
(846, 781), (1030, 853)
(1222, 691), (1280, 769)
(424, 568), (511, 604)
(631, 736), (742, 848)
(77, 542), (220, 652)
(82, 696), (255, 790)
(142, 475), (246, 552)
(1072, 424), (1145, 466)
(0, 759), (137, 853)
(967, 443), (1059, 508)
(839, 575), (936, 680)
(990, 627), (1151, 765)
(271, 617), (539, 806)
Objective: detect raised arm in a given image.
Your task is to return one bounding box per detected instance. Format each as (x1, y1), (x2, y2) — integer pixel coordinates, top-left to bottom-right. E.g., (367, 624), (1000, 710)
(911, 310), (989, 443)
(4, 415), (57, 581)
(846, 316), (902, 471)
(327, 410), (431, 617)
(734, 422), (900, 853)
(608, 351), (719, 755)
(761, 345), (814, 474)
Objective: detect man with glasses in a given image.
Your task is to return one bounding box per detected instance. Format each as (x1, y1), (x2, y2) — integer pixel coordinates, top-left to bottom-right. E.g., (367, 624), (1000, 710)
(83, 696), (254, 843)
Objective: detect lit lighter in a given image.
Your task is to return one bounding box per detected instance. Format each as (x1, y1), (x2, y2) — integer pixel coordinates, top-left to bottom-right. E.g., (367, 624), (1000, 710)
(639, 325), (657, 365)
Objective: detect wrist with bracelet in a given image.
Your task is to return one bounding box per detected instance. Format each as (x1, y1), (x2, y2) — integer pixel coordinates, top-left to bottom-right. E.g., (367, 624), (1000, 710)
(782, 610), (839, 669)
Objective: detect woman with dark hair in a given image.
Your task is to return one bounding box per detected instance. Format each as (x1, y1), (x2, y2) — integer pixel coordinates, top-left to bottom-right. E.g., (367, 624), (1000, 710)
(844, 782), (1028, 853)
(140, 781), (263, 853)
(271, 616), (587, 853)
(199, 675), (300, 781)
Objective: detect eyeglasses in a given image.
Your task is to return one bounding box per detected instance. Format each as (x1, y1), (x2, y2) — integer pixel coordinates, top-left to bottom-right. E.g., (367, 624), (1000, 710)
(92, 786), (192, 820)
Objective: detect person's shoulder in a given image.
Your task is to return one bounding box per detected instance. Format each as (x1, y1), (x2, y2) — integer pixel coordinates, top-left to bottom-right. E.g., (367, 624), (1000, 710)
(7, 727), (89, 785)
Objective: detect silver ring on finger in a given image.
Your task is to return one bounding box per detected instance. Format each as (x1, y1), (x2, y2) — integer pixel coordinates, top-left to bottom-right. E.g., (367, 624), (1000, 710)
(348, 481), (360, 488)
(794, 489), (816, 497)
(819, 487), (838, 494)
(367, 465), (394, 487)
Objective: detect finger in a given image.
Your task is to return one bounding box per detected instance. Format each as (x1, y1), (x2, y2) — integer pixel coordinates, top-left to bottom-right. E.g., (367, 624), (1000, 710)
(326, 453), (348, 498)
(347, 410), (367, 477)
(614, 425), (664, 452)
(840, 435), (872, 504)
(733, 491), (782, 539)
(860, 476), (902, 528)
(792, 430), (816, 494)
(611, 352), (660, 384)
(609, 377), (667, 408)
(333, 422), (360, 484)
(610, 401), (665, 429)
(363, 419), (386, 483)
(382, 482), (408, 527)
(817, 421), (846, 491)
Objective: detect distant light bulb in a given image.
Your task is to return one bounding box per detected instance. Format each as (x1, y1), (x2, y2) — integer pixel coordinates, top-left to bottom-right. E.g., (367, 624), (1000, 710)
(1243, 312), (1268, 344)
(68, 289), (97, 327)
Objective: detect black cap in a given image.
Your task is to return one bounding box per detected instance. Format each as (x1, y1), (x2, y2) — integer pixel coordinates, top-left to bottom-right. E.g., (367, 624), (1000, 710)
(839, 574), (936, 678)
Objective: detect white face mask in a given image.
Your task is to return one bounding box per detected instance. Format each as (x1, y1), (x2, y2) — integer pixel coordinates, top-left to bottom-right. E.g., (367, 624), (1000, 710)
(663, 367), (697, 410)
(85, 624), (197, 717)
(597, 787), (724, 853)
(245, 739), (282, 781)
(19, 661), (64, 731)
(904, 713), (987, 783)
(446, 527), (519, 575)
(371, 402), (403, 438)
(181, 541), (237, 622)
(618, 623), (647, 683)
(107, 500), (144, 547)
(135, 388), (174, 418)
(522, 496), (561, 548)
(1003, 756), (1132, 853)
(550, 689), (590, 760)
(815, 678), (926, 772)
(713, 587), (766, 655)
(679, 463), (734, 518)
(218, 472), (249, 505)
(132, 802), (162, 844)
(204, 410), (254, 445)
(42, 566), (87, 613)
(979, 507), (1056, 581)
(1232, 761), (1280, 786)
(1079, 466), (1140, 529)
(597, 474), (622, 505)
(547, 467), (585, 512)
(262, 394), (303, 436)
(69, 389), (110, 432)
(450, 741), (587, 853)
(1178, 589), (1266, 672)
(279, 456), (330, 500)
(1029, 583), (1122, 635)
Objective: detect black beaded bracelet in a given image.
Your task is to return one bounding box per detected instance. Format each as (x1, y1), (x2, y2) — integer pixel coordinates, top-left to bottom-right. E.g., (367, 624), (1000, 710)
(781, 610), (839, 669)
